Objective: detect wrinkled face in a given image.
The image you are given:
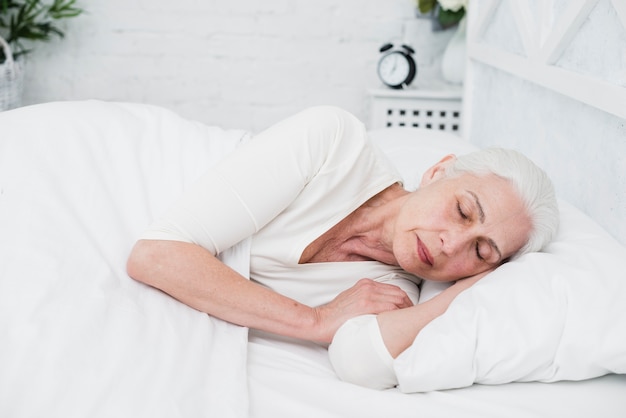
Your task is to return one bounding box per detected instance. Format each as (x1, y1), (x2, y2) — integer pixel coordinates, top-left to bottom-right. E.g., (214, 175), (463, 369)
(392, 169), (531, 282)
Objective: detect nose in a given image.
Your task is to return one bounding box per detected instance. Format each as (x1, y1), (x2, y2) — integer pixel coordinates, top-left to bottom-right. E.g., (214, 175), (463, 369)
(439, 227), (471, 256)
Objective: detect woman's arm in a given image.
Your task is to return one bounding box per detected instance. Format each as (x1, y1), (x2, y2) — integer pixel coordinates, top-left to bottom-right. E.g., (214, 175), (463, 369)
(127, 239), (413, 343)
(128, 106), (412, 342)
(377, 272), (488, 358)
(328, 273), (487, 389)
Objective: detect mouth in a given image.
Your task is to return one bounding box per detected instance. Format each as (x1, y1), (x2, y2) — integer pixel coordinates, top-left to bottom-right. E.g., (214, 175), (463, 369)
(417, 236), (434, 267)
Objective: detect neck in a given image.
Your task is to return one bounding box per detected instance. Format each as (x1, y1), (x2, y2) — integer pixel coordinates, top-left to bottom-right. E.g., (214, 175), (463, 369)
(339, 184), (410, 264)
(299, 183), (410, 264)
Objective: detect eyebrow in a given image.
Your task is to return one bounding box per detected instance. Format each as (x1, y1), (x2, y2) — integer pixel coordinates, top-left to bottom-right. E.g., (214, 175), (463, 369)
(466, 190), (503, 262)
(487, 237), (503, 263)
(467, 190), (485, 223)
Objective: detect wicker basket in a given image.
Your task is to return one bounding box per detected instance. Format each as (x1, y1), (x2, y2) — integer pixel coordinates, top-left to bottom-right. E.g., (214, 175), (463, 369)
(0, 35), (25, 111)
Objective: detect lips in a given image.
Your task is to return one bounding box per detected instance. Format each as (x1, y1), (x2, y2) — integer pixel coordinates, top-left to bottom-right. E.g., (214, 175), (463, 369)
(417, 236), (434, 267)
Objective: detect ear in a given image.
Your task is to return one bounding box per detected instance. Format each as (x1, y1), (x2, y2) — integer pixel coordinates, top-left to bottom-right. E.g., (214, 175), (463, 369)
(419, 154), (457, 187)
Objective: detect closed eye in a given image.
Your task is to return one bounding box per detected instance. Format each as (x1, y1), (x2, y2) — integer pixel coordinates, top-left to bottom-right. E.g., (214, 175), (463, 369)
(477, 239), (502, 264)
(457, 201), (468, 220)
(475, 242), (484, 261)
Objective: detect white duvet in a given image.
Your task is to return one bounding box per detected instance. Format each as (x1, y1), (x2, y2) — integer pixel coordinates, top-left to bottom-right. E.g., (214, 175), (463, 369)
(0, 101), (251, 417)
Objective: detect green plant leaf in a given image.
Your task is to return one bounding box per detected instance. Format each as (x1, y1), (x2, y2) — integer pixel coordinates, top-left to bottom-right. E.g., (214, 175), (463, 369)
(0, 0), (83, 58)
(417, 0), (436, 14)
(49, 0), (82, 19)
(438, 7), (465, 29)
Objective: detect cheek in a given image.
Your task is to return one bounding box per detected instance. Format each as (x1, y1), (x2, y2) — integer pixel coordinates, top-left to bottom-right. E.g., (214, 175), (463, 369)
(392, 233), (416, 267)
(444, 255), (483, 278)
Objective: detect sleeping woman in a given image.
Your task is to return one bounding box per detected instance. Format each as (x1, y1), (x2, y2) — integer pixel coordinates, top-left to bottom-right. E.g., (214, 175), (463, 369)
(126, 105), (558, 389)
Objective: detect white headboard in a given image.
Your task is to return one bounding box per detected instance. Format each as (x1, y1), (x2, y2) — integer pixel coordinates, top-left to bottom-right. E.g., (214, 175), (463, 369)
(464, 0), (626, 245)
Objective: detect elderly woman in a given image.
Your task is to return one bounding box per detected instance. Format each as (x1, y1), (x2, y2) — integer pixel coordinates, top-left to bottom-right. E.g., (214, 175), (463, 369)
(127, 106), (558, 377)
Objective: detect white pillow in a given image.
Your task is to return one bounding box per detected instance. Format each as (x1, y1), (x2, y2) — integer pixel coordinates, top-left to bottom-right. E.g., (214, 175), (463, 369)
(368, 128), (626, 392)
(368, 128), (478, 191)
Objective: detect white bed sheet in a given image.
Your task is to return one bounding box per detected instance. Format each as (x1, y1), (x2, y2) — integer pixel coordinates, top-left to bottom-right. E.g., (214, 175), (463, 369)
(248, 330), (626, 418)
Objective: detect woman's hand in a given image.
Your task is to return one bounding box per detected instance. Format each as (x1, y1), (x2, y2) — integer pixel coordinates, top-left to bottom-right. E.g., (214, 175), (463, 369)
(312, 278), (413, 343)
(128, 240), (414, 344)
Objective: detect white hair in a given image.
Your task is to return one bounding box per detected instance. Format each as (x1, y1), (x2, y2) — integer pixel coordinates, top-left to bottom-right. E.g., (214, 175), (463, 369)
(445, 148), (559, 258)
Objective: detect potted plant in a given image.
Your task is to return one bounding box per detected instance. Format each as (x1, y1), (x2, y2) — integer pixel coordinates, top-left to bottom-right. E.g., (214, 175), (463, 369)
(0, 0), (83, 110)
(417, 0), (466, 30)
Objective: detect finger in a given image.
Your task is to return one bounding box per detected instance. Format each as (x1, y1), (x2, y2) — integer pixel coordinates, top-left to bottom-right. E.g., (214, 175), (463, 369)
(354, 278), (408, 296)
(330, 279), (413, 315)
(361, 281), (414, 308)
(363, 290), (414, 311)
(361, 278), (417, 305)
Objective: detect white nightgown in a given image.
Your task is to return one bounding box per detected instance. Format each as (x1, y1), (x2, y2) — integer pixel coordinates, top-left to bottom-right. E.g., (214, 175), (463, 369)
(141, 105), (421, 308)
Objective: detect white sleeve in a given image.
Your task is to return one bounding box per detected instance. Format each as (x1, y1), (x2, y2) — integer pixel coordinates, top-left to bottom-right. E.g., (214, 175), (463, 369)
(374, 273), (420, 305)
(140, 106), (367, 254)
(328, 314), (399, 390)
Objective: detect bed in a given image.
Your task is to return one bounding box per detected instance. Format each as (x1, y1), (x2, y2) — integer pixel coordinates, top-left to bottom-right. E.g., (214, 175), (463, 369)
(2, 1), (625, 417)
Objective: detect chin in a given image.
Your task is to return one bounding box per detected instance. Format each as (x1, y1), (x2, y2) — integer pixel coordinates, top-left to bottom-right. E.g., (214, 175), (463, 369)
(421, 274), (458, 283)
(409, 267), (463, 282)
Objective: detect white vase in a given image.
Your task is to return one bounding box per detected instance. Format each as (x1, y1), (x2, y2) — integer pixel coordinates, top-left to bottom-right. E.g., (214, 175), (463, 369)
(441, 17), (467, 84)
(0, 36), (25, 111)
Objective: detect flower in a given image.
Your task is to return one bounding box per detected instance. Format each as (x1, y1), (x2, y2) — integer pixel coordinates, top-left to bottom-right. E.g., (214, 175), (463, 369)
(417, 0), (466, 29)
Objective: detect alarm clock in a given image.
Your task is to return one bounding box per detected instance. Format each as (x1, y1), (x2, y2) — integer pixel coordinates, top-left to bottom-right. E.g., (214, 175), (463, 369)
(377, 43), (417, 89)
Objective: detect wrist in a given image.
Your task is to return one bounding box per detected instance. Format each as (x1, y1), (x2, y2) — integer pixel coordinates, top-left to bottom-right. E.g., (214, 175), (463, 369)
(309, 305), (334, 343)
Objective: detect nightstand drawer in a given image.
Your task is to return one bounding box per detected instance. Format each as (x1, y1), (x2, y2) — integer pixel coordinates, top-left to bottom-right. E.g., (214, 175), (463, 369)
(369, 88), (463, 132)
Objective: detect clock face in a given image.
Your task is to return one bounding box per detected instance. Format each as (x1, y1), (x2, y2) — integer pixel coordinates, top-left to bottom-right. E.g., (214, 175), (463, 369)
(377, 51), (415, 88)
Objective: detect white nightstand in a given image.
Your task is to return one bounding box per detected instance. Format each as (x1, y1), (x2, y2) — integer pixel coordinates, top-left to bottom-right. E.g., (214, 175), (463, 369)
(368, 87), (463, 132)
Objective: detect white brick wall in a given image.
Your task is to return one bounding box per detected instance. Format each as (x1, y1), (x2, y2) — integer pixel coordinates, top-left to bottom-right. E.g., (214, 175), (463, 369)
(21, 0), (455, 132)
